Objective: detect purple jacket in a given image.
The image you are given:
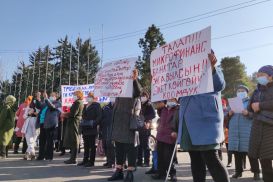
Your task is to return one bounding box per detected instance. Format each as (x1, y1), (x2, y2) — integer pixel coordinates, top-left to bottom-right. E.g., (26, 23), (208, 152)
(156, 107), (177, 144)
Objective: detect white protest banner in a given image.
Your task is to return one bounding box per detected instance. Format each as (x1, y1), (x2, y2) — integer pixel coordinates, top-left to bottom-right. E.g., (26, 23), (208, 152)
(94, 57), (137, 98)
(228, 97), (244, 113)
(150, 26), (213, 102)
(61, 84), (109, 107)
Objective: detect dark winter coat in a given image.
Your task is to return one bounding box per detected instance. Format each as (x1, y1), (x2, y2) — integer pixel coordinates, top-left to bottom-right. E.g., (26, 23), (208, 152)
(44, 99), (62, 129)
(156, 106), (178, 145)
(111, 80), (142, 144)
(139, 100), (156, 140)
(81, 102), (102, 136)
(248, 82), (273, 159)
(100, 103), (114, 141)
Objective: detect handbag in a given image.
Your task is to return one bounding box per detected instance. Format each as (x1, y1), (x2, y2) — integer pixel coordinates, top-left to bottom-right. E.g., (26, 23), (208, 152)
(79, 119), (96, 127)
(129, 98), (145, 131)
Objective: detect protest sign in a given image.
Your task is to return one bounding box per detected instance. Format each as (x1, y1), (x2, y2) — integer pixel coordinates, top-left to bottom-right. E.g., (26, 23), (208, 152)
(61, 84), (109, 107)
(150, 26), (213, 102)
(228, 97), (244, 113)
(94, 57), (137, 98)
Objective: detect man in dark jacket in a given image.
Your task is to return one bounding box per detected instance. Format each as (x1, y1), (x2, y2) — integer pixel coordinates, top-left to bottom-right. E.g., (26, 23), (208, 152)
(100, 100), (115, 168)
(43, 92), (62, 160)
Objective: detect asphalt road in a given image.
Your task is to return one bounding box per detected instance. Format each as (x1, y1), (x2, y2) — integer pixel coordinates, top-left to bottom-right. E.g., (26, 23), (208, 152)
(0, 150), (261, 182)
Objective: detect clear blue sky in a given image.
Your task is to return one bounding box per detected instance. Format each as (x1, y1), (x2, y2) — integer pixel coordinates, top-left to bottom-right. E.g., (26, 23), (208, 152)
(1, 0), (273, 81)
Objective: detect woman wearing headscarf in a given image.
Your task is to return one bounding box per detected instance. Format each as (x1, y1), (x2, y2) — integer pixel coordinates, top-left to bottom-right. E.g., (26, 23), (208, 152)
(152, 98), (178, 181)
(63, 90), (84, 164)
(21, 95), (40, 160)
(248, 65), (273, 182)
(0, 95), (16, 159)
(228, 85), (261, 180)
(14, 96), (32, 154)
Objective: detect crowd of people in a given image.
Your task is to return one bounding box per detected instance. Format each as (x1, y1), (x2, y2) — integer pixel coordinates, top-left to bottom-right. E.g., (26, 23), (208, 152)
(0, 52), (273, 182)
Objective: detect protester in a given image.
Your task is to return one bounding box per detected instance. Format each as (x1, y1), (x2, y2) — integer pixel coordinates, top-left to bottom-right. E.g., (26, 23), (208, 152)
(248, 65), (273, 182)
(108, 69), (142, 182)
(21, 95), (40, 160)
(222, 98), (232, 167)
(152, 99), (178, 181)
(100, 98), (115, 168)
(59, 106), (70, 156)
(54, 94), (62, 152)
(78, 92), (102, 167)
(137, 90), (156, 167)
(0, 95), (16, 159)
(14, 96), (32, 154)
(178, 51), (230, 182)
(43, 92), (62, 161)
(145, 101), (165, 175)
(63, 90), (84, 164)
(36, 92), (48, 160)
(228, 85), (261, 180)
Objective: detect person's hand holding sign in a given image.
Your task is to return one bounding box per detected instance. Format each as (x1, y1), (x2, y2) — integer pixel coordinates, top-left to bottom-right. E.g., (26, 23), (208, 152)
(133, 69), (138, 80)
(43, 92), (48, 99)
(208, 49), (217, 71)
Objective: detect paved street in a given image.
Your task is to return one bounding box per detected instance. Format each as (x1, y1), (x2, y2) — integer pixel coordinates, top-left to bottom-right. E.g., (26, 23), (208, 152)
(0, 149), (261, 182)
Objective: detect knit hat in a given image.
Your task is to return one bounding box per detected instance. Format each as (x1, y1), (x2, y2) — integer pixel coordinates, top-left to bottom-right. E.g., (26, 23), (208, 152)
(258, 65), (273, 77)
(237, 85), (249, 93)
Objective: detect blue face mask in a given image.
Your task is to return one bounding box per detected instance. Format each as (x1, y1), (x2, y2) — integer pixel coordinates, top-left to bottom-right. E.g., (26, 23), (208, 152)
(257, 76), (269, 86)
(237, 91), (248, 99)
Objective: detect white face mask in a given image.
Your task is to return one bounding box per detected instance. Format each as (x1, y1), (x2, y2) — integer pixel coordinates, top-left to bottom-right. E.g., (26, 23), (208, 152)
(141, 96), (148, 103)
(49, 96), (56, 102)
(87, 97), (93, 103)
(73, 96), (78, 100)
(167, 101), (177, 108)
(237, 91), (248, 99)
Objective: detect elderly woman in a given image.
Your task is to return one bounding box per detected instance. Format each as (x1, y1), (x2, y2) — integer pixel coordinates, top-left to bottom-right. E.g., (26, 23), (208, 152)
(248, 65), (273, 182)
(108, 70), (142, 182)
(137, 90), (156, 167)
(152, 98), (178, 181)
(178, 51), (229, 182)
(63, 90), (84, 164)
(0, 95), (16, 159)
(78, 92), (102, 167)
(14, 96), (32, 154)
(228, 85), (261, 180)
